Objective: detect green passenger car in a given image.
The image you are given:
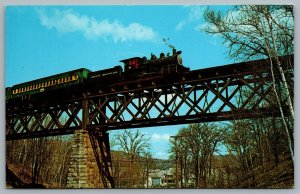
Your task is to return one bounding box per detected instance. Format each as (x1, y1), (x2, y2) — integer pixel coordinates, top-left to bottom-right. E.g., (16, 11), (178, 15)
(8, 68), (91, 100)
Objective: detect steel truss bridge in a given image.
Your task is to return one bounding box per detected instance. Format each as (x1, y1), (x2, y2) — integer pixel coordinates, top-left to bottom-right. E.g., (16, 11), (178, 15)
(6, 55), (293, 188)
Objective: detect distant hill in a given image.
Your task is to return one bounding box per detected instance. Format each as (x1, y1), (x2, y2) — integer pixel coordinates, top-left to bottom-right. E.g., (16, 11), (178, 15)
(111, 150), (173, 169)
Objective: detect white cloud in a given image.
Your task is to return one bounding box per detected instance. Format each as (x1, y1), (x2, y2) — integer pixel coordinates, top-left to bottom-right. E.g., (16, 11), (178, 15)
(151, 133), (171, 142)
(176, 6), (206, 31)
(37, 9), (158, 42)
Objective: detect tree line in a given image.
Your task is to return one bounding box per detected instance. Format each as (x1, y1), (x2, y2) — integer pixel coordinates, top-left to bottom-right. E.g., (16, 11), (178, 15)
(6, 136), (73, 188)
(168, 120), (293, 188)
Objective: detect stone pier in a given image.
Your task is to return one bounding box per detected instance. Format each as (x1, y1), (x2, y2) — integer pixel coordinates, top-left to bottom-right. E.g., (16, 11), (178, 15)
(66, 129), (102, 188)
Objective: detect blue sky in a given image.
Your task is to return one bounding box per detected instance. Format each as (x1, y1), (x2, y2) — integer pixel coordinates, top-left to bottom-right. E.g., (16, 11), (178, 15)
(6, 5), (233, 159)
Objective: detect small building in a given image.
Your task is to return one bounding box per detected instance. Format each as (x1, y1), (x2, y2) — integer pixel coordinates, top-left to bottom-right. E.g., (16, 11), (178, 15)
(152, 177), (161, 187)
(145, 168), (176, 188)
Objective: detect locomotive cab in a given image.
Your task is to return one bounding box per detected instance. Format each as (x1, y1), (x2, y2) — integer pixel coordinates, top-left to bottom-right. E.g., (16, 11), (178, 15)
(120, 57), (142, 72)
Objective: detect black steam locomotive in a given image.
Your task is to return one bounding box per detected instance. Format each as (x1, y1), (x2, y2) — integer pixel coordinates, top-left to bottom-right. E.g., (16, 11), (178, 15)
(121, 49), (189, 78)
(6, 49), (189, 100)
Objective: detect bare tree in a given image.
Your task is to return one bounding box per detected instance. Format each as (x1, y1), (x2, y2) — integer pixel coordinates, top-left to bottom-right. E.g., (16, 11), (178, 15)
(169, 123), (224, 188)
(113, 129), (151, 188)
(202, 5), (294, 162)
(114, 130), (151, 160)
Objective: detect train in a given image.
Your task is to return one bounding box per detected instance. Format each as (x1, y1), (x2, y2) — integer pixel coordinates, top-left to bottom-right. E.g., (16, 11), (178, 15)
(6, 49), (189, 101)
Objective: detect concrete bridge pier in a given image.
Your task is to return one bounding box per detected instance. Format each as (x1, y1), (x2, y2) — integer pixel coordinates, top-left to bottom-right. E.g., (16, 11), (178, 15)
(66, 129), (101, 188)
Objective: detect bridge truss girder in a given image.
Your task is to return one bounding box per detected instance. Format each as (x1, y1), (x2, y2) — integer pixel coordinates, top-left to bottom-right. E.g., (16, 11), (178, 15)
(6, 102), (83, 140)
(87, 70), (280, 131)
(6, 56), (292, 140)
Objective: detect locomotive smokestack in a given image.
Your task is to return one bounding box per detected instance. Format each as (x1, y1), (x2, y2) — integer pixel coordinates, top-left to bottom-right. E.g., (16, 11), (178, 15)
(172, 48), (176, 55)
(163, 37), (176, 50)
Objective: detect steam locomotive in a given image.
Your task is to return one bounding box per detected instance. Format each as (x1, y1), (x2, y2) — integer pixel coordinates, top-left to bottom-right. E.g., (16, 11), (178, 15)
(6, 49), (189, 101)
